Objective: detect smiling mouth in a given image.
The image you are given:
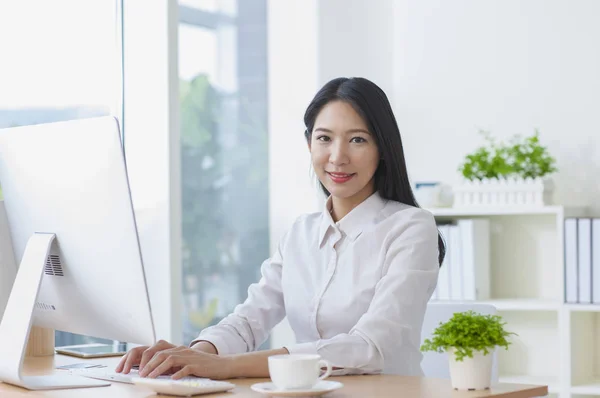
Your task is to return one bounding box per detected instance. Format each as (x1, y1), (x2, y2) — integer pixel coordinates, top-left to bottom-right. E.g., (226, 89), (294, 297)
(326, 172), (355, 183)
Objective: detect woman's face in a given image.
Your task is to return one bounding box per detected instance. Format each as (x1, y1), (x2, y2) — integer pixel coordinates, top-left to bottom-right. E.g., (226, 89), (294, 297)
(309, 100), (380, 202)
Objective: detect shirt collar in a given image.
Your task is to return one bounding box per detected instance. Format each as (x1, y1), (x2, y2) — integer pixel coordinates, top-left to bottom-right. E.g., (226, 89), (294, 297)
(318, 191), (387, 247)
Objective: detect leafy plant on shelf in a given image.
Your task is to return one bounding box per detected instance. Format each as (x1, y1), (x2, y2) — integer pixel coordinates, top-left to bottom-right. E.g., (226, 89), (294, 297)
(420, 311), (516, 361)
(458, 130), (557, 181)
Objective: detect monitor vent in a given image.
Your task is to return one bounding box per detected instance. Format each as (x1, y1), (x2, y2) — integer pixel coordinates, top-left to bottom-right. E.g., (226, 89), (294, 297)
(35, 302), (56, 311)
(44, 254), (64, 276)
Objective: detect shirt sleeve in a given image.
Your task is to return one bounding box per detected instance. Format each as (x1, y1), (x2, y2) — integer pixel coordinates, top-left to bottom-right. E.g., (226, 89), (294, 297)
(189, 233), (287, 355)
(285, 209), (439, 376)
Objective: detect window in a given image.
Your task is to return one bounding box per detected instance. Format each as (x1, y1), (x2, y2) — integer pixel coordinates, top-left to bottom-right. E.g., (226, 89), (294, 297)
(0, 0), (122, 346)
(0, 1), (122, 129)
(178, 0), (269, 345)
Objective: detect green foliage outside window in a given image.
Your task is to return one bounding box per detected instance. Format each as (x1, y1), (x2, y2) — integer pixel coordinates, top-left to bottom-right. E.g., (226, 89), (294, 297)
(180, 74), (269, 340)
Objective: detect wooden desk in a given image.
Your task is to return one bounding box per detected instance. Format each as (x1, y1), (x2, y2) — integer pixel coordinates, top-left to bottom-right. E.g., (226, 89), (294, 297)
(0, 355), (548, 397)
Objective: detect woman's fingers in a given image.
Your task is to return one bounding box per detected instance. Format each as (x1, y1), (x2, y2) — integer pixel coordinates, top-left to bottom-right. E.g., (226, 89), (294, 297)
(171, 364), (196, 380)
(140, 346), (188, 377)
(124, 347), (147, 373)
(116, 340), (180, 374)
(138, 340), (176, 372)
(115, 352), (129, 373)
(139, 349), (230, 380)
(116, 346), (147, 373)
(146, 355), (182, 378)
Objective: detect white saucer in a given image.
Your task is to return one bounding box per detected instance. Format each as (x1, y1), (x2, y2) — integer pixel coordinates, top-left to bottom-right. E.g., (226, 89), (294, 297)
(250, 380), (343, 397)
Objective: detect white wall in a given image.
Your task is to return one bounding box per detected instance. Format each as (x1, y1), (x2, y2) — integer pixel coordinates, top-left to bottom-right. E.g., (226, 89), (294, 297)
(393, 0), (600, 214)
(268, 0), (322, 254)
(318, 0), (395, 95)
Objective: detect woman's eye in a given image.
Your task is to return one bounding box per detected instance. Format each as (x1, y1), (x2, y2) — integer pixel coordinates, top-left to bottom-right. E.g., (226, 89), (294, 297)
(351, 137), (367, 143)
(316, 135), (330, 142)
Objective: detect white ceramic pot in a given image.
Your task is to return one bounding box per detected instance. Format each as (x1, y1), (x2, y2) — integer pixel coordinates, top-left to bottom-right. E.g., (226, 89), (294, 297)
(448, 347), (494, 390)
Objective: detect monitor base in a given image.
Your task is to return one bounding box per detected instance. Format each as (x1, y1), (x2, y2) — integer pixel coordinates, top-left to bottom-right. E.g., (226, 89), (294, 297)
(0, 234), (109, 390)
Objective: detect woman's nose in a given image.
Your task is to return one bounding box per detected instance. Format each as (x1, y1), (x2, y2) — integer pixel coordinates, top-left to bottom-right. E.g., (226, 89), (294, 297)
(329, 141), (349, 165)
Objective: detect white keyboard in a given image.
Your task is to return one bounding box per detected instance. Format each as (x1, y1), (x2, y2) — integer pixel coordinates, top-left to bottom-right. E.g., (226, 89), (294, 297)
(132, 378), (236, 397)
(69, 368), (204, 384)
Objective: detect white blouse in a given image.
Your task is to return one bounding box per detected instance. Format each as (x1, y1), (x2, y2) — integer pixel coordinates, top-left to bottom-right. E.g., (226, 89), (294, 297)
(192, 192), (439, 376)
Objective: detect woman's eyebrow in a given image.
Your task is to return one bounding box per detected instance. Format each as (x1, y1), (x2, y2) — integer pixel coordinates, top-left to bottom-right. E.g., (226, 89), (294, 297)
(313, 127), (370, 134)
(344, 128), (370, 135)
(313, 127), (333, 133)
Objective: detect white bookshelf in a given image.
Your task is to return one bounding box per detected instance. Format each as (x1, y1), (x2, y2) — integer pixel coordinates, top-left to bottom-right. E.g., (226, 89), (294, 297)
(571, 381), (600, 396)
(432, 298), (561, 311)
(426, 205), (588, 218)
(428, 205), (597, 398)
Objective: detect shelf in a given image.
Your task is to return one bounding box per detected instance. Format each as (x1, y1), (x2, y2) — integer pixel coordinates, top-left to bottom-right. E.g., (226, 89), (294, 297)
(499, 374), (559, 394)
(571, 312), (600, 396)
(426, 205), (587, 217)
(571, 379), (600, 395)
(430, 299), (560, 311)
(482, 299), (560, 311)
(567, 304), (600, 312)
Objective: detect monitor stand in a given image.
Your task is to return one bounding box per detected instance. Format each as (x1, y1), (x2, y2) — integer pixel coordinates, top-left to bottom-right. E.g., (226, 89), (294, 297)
(0, 233), (109, 390)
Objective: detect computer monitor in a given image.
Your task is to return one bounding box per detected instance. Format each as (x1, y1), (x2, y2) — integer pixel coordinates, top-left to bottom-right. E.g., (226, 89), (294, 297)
(0, 116), (156, 390)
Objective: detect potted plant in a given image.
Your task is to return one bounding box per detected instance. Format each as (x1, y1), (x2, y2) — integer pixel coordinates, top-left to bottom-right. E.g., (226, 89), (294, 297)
(420, 311), (515, 390)
(454, 130), (557, 207)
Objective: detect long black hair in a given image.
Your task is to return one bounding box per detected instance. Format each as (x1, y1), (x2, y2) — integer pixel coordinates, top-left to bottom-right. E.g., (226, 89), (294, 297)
(303, 77), (446, 266)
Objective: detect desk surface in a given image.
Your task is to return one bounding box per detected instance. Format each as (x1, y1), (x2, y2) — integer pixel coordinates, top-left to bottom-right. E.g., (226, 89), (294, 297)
(0, 354), (548, 398)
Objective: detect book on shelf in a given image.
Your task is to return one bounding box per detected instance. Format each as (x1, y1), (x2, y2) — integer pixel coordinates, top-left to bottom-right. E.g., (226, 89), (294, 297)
(432, 219), (490, 301)
(564, 217), (600, 304)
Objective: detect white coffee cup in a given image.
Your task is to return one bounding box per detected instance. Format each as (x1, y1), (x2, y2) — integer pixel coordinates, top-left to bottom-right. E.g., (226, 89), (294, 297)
(268, 354), (333, 390)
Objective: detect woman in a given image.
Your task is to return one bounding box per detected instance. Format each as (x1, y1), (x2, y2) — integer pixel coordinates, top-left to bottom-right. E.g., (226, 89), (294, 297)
(116, 77), (445, 380)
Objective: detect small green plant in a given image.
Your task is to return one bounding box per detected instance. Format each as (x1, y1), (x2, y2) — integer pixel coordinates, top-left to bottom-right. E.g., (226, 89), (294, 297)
(458, 130), (557, 181)
(420, 311), (516, 361)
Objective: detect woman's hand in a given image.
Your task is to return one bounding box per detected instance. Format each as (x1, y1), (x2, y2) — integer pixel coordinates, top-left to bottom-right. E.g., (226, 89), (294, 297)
(137, 346), (232, 380)
(115, 340), (177, 374)
(115, 339), (217, 375)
